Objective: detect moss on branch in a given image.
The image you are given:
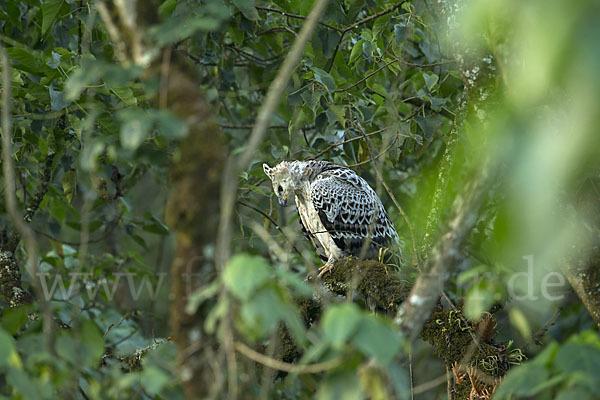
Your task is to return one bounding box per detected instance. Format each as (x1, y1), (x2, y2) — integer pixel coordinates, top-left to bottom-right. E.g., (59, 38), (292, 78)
(277, 257), (514, 400)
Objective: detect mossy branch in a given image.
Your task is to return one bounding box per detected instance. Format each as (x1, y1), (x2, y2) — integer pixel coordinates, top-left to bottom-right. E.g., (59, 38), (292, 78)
(314, 256), (512, 400)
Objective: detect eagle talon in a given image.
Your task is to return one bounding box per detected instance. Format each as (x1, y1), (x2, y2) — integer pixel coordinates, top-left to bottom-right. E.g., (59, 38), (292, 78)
(317, 263), (335, 278)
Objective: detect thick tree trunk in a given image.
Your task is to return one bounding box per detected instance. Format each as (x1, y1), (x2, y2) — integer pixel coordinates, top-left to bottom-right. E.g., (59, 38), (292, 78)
(162, 62), (226, 398)
(96, 2), (228, 396)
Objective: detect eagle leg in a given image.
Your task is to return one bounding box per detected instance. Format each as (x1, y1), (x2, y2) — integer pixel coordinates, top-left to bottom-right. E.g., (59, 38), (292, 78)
(317, 256), (337, 278)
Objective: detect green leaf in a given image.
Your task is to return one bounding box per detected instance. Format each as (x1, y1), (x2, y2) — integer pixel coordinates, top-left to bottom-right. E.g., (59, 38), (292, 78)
(494, 364), (550, 399)
(423, 72), (439, 91)
(7, 369), (46, 399)
(372, 14), (391, 39)
(65, 57), (105, 100)
(349, 39), (366, 65)
(555, 385), (595, 400)
(186, 280), (221, 314)
(232, 0), (260, 21)
(142, 215), (170, 236)
(301, 88), (323, 112)
(155, 110), (189, 140)
(5, 48), (41, 74)
(42, 0), (65, 35)
(531, 341), (559, 367)
(316, 372), (362, 400)
(555, 341), (600, 387)
(140, 366), (171, 395)
(352, 316), (403, 365)
(1, 306), (30, 336)
(362, 41), (375, 58)
(61, 169), (76, 203)
(0, 329), (22, 369)
(6, 2), (22, 31)
(56, 334), (77, 365)
(81, 139), (105, 171)
(274, 269), (312, 297)
(509, 308), (531, 339)
(80, 319), (104, 367)
(328, 104), (346, 127)
(66, 58), (142, 101)
(321, 303), (362, 348)
(149, 14), (223, 46)
(223, 254), (270, 300)
(128, 232), (148, 250)
(46, 51), (62, 69)
(239, 288), (305, 342)
(49, 86), (71, 111)
(394, 24), (408, 44)
(289, 106), (311, 134)
(159, 0), (178, 16)
(111, 86), (138, 106)
(118, 108), (153, 150)
(312, 67), (336, 93)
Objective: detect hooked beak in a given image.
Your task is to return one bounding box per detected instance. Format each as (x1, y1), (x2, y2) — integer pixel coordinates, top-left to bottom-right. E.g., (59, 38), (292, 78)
(279, 192), (288, 207)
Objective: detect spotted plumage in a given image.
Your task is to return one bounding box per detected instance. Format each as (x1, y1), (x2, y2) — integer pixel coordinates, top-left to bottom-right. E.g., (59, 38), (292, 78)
(263, 160), (399, 276)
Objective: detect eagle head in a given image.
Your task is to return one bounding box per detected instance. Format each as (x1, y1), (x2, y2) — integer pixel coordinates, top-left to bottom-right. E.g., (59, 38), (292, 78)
(263, 162), (294, 207)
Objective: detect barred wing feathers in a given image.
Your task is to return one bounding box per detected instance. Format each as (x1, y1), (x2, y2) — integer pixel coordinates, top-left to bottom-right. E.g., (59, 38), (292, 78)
(309, 168), (399, 258)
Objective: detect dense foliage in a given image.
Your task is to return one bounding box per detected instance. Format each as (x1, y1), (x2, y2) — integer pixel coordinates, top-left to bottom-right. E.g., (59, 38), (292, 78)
(0, 0), (599, 399)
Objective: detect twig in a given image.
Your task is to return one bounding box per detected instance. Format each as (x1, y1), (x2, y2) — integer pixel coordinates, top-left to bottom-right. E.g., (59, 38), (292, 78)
(325, 32), (345, 72)
(412, 373), (450, 395)
(219, 124), (288, 130)
(334, 58), (399, 93)
(77, 0), (83, 55)
(255, 27), (298, 38)
(225, 44), (282, 65)
(159, 46), (172, 110)
(385, 49), (456, 68)
(340, 2), (406, 34)
(238, 200), (302, 257)
(234, 341), (342, 373)
(347, 131), (401, 167)
(310, 126), (391, 159)
(409, 347), (415, 400)
(528, 306), (562, 348)
(446, 363), (455, 400)
(255, 6), (343, 33)
(33, 224), (114, 246)
(104, 314), (129, 337)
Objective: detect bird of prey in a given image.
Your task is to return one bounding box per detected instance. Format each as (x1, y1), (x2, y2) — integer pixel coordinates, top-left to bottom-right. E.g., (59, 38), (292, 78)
(263, 160), (399, 276)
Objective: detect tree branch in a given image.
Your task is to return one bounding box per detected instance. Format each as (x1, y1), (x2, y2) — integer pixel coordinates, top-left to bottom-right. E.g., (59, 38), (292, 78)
(334, 58), (399, 93)
(395, 161), (493, 342)
(234, 341), (342, 374)
(255, 6), (343, 33)
(563, 252), (600, 329)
